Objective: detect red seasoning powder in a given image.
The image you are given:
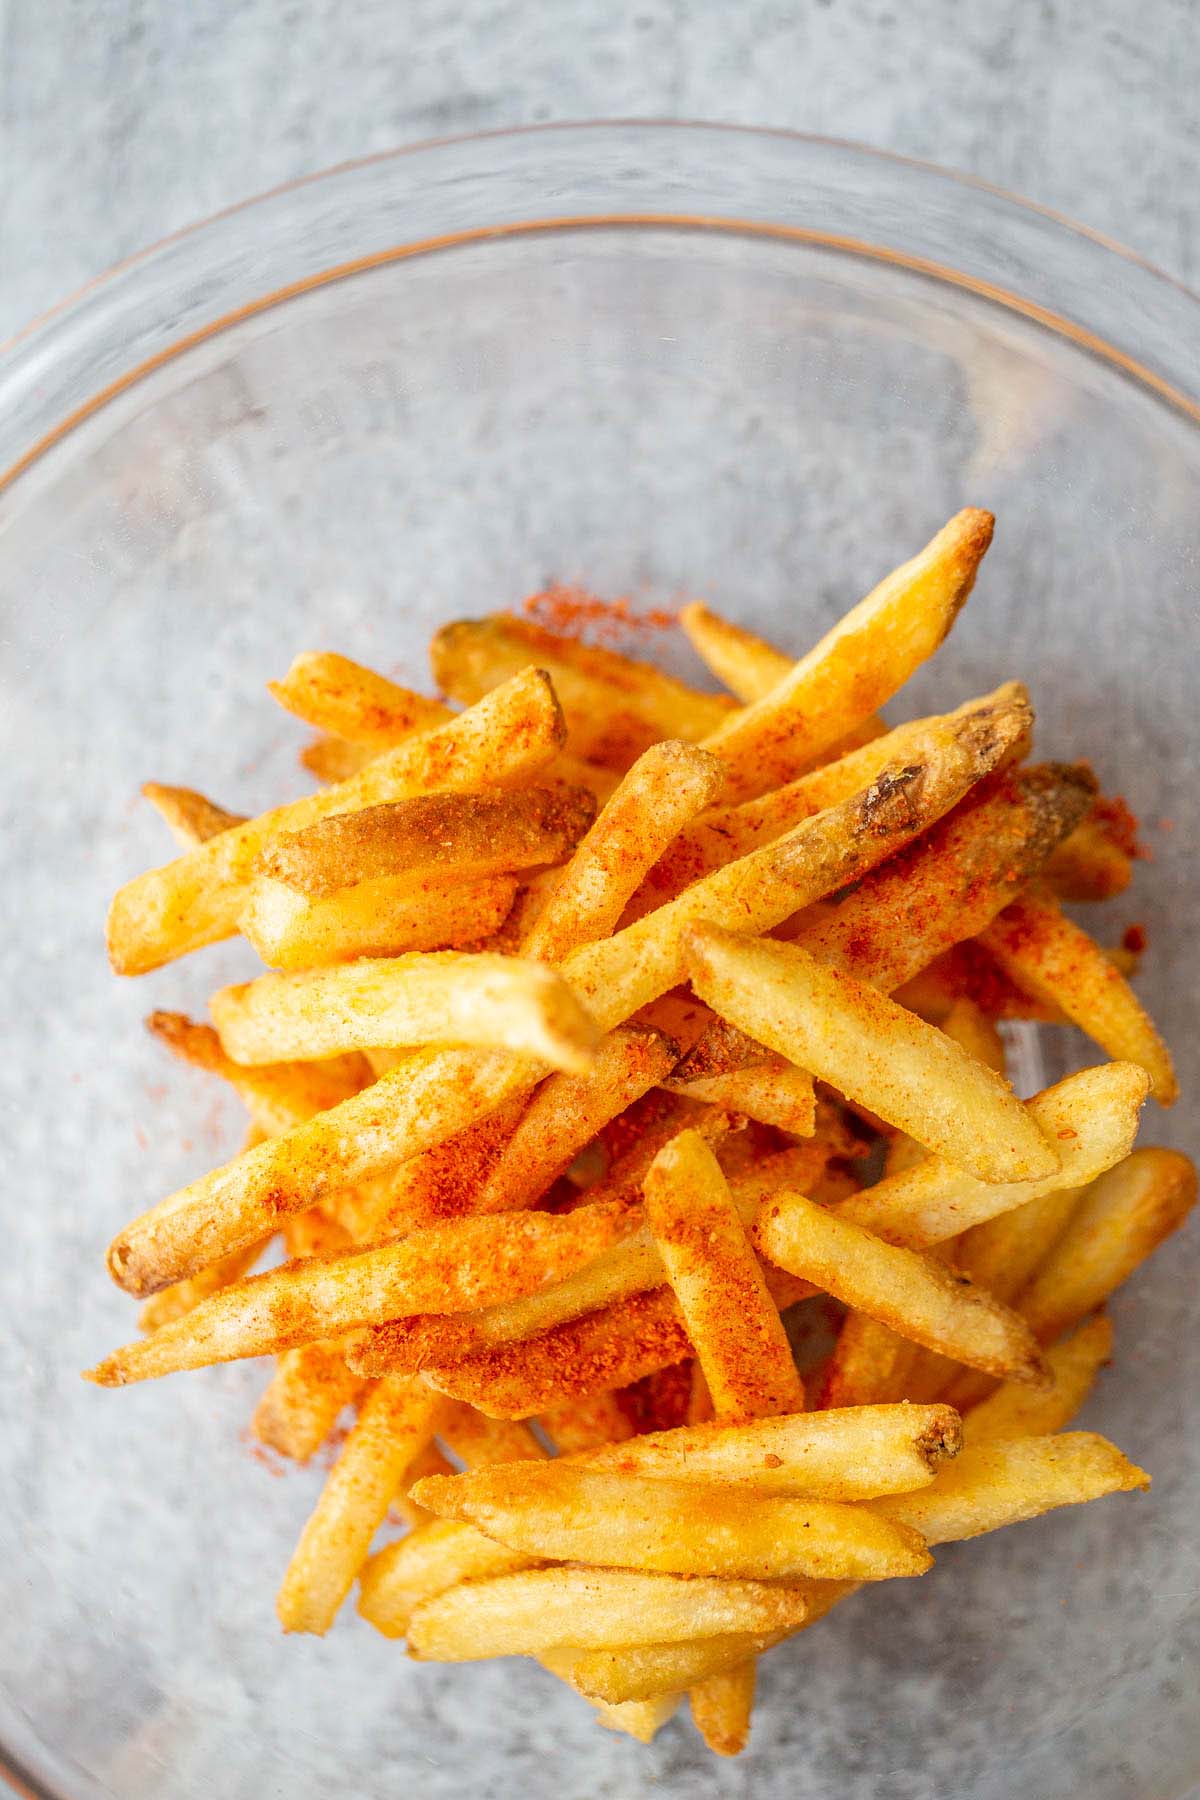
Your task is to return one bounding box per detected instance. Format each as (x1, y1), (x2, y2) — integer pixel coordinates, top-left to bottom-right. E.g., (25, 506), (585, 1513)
(522, 585), (677, 645)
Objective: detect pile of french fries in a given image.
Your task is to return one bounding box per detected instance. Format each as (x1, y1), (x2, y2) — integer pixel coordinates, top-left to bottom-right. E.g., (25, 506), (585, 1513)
(89, 509), (1196, 1758)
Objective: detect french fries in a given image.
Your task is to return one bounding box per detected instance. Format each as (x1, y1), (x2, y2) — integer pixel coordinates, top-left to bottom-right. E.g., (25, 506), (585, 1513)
(698, 510), (993, 800)
(412, 1464), (931, 1581)
(277, 1376), (445, 1634)
(407, 1567), (814, 1659)
(90, 552), (1190, 1760)
(261, 785), (594, 897)
(687, 927), (1056, 1183)
(756, 1193), (1048, 1386)
(239, 870), (519, 969)
(108, 667), (565, 974)
(643, 1130), (805, 1419)
(210, 953), (599, 1074)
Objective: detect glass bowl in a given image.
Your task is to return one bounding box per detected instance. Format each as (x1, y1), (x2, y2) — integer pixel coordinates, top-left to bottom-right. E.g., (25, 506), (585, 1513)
(1, 123), (1197, 1800)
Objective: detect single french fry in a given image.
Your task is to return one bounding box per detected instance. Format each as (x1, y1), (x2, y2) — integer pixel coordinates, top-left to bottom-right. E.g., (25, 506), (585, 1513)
(522, 740), (726, 963)
(666, 1058), (817, 1136)
(643, 1130), (805, 1419)
(139, 1123), (271, 1330)
(963, 1316), (1113, 1446)
(756, 1194), (1048, 1387)
(980, 889), (1176, 1104)
(818, 1312), (924, 1409)
(89, 1202), (641, 1383)
(261, 786), (594, 898)
(867, 1432), (1148, 1543)
(269, 651), (452, 744)
(539, 1392), (634, 1452)
(300, 734), (375, 782)
(785, 763), (1096, 994)
(241, 870), (518, 971)
(253, 1338), (366, 1463)
(277, 1375), (445, 1634)
(436, 1403), (548, 1468)
(407, 1567), (813, 1659)
(146, 1010), (369, 1138)
(592, 1693), (681, 1743)
(106, 1047), (547, 1296)
(688, 928), (1056, 1184)
(956, 1187), (1091, 1307)
(697, 510), (993, 801)
(432, 615), (734, 766)
(393, 1440), (458, 1529)
(141, 782), (247, 849)
(678, 603), (793, 701)
(107, 668), (565, 975)
(690, 1658), (756, 1758)
(568, 1403), (961, 1499)
(413, 1464), (930, 1581)
(470, 1027), (679, 1213)
(211, 952), (599, 1075)
(1042, 815), (1133, 903)
(350, 1095), (533, 1240)
(357, 1518), (537, 1639)
(564, 683), (1032, 1034)
(1014, 1148), (1197, 1345)
(837, 1063), (1150, 1248)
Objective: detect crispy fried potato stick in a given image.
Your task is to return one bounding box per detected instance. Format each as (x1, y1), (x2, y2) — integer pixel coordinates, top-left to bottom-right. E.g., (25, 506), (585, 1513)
(108, 668), (564, 974)
(677, 604), (794, 702)
(962, 1315), (1114, 1445)
(261, 785), (594, 897)
(412, 1465), (931, 1581)
(697, 510), (993, 800)
(268, 651), (451, 744)
(689, 1659), (756, 1758)
(755, 1194), (1048, 1387)
(407, 1567), (813, 1659)
(241, 870), (517, 969)
(436, 1403), (547, 1468)
(866, 1432), (1148, 1542)
(1042, 814), (1133, 902)
(431, 614), (735, 766)
(687, 928), (1056, 1184)
(643, 1130), (806, 1419)
(276, 1376), (445, 1634)
(253, 1338), (366, 1463)
(141, 783), (247, 849)
(980, 888), (1176, 1103)
(211, 952), (599, 1075)
(88, 1203), (641, 1383)
(138, 1124), (271, 1331)
(357, 1518), (537, 1639)
(665, 1059), (817, 1136)
(592, 1693), (682, 1743)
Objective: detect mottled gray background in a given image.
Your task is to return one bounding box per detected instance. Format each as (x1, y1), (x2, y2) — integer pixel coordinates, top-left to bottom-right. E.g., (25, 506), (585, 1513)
(2, 0), (1200, 342)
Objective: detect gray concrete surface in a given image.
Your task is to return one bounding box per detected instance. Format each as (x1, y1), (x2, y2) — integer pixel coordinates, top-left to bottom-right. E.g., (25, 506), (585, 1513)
(2, 0), (1199, 341)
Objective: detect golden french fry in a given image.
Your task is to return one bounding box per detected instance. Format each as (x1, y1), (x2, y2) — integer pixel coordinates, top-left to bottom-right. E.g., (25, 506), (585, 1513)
(592, 1693), (682, 1743)
(277, 1376), (445, 1634)
(470, 1027), (678, 1214)
(956, 1187), (1090, 1307)
(940, 995), (1007, 1073)
(437, 1403), (548, 1468)
(756, 1193), (1048, 1387)
(241, 870), (517, 969)
(261, 786), (594, 898)
(1042, 815), (1133, 902)
(300, 734), (375, 782)
(268, 650), (451, 744)
(554, 1632), (777, 1707)
(141, 782), (247, 849)
(1015, 1148), (1197, 1345)
(89, 1201), (640, 1383)
(838, 1063), (1150, 1248)
(690, 1658), (756, 1758)
(666, 1058), (816, 1136)
(138, 1121), (272, 1329)
(407, 1566), (813, 1659)
(107, 668), (565, 975)
(980, 889), (1176, 1104)
(211, 952), (599, 1075)
(350, 1095), (533, 1240)
(867, 1432), (1148, 1543)
(698, 510), (993, 800)
(522, 740), (726, 962)
(818, 1311), (924, 1410)
(106, 1047), (545, 1296)
(357, 1519), (537, 1639)
(413, 1463), (930, 1581)
(393, 1440), (459, 1529)
(252, 1338), (366, 1463)
(785, 763), (1095, 993)
(564, 683), (1032, 1034)
(431, 615), (735, 766)
(962, 1315), (1114, 1446)
(538, 1392), (635, 1453)
(687, 927), (1056, 1184)
(677, 603), (793, 702)
(146, 1010), (370, 1137)
(643, 1130), (805, 1419)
